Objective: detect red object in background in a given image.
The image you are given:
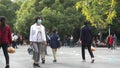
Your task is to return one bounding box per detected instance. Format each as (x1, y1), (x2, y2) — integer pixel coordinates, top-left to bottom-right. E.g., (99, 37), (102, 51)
(109, 36), (113, 45)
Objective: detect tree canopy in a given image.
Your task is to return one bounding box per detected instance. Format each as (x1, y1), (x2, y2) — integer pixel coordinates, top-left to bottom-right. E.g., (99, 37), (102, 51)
(15, 0), (84, 41)
(0, 0), (19, 30)
(76, 0), (116, 29)
(0, 0), (120, 42)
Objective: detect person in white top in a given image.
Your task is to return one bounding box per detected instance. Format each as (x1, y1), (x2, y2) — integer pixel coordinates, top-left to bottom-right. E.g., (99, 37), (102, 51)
(29, 16), (47, 67)
(12, 33), (18, 48)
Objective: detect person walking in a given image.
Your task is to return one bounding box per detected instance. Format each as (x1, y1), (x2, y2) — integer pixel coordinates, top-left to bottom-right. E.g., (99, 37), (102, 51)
(18, 35), (24, 46)
(12, 33), (18, 48)
(113, 34), (117, 49)
(109, 35), (113, 49)
(29, 16), (47, 67)
(50, 30), (60, 62)
(79, 20), (95, 63)
(0, 16), (12, 68)
(70, 35), (74, 47)
(45, 31), (50, 55)
(63, 35), (68, 47)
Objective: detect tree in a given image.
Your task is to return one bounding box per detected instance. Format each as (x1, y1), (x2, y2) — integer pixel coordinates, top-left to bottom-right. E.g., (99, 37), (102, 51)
(0, 0), (19, 30)
(41, 0), (84, 42)
(76, 0), (116, 29)
(15, 0), (41, 37)
(76, 0), (117, 41)
(109, 0), (120, 40)
(15, 0), (84, 42)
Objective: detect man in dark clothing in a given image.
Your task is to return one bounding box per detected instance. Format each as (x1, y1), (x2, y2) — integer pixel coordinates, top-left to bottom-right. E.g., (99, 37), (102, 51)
(80, 21), (95, 63)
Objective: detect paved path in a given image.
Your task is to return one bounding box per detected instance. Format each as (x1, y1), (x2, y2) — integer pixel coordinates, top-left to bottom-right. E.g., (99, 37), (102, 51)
(0, 46), (120, 68)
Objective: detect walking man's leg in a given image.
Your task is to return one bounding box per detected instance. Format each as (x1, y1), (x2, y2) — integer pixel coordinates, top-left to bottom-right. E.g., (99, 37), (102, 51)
(87, 45), (95, 63)
(81, 45), (86, 61)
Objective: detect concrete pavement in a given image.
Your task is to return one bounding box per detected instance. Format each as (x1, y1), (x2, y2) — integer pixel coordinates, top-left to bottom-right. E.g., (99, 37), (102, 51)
(0, 45), (120, 68)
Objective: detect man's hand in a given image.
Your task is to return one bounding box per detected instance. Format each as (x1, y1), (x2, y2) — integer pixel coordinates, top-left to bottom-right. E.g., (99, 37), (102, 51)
(79, 40), (82, 44)
(43, 41), (47, 45)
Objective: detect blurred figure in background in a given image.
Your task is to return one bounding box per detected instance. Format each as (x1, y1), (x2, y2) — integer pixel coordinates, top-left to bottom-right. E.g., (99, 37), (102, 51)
(63, 35), (68, 47)
(112, 34), (117, 49)
(12, 33), (18, 48)
(18, 35), (24, 46)
(45, 30), (50, 55)
(108, 35), (113, 49)
(70, 35), (74, 47)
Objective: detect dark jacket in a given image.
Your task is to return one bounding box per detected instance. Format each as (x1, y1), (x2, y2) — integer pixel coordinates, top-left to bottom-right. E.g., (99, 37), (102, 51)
(80, 25), (93, 45)
(50, 33), (60, 48)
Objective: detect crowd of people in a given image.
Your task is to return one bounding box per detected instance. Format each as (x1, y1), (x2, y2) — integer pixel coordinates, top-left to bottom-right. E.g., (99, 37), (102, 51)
(63, 35), (74, 47)
(92, 34), (118, 50)
(29, 17), (96, 68)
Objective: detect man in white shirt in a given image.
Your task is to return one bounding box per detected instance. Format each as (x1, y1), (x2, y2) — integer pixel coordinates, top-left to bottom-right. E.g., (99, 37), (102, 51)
(12, 33), (18, 48)
(29, 16), (47, 67)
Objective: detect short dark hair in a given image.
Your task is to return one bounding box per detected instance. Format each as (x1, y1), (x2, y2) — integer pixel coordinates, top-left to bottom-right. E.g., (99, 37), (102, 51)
(53, 30), (57, 33)
(35, 16), (42, 22)
(0, 16), (6, 28)
(0, 16), (6, 22)
(84, 20), (89, 25)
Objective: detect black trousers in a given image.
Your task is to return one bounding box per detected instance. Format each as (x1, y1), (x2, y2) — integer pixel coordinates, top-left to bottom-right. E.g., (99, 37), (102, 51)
(1, 44), (9, 65)
(81, 44), (94, 60)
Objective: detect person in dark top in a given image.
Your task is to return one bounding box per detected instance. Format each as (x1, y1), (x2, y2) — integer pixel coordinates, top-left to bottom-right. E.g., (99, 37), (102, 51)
(50, 30), (60, 62)
(79, 20), (95, 63)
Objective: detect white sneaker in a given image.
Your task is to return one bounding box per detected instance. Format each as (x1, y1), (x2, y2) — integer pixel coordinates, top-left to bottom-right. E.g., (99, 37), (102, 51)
(91, 58), (95, 63)
(82, 60), (86, 62)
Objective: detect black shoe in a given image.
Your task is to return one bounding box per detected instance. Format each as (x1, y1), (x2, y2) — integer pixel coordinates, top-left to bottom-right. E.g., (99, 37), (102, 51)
(33, 63), (40, 67)
(53, 60), (57, 62)
(42, 60), (45, 64)
(5, 65), (9, 68)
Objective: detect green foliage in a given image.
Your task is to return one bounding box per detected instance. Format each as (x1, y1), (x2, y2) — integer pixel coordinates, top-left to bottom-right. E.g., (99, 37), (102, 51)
(1, 0), (119, 42)
(15, 0), (84, 42)
(15, 0), (40, 36)
(76, 0), (117, 29)
(0, 0), (19, 30)
(109, 0), (120, 40)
